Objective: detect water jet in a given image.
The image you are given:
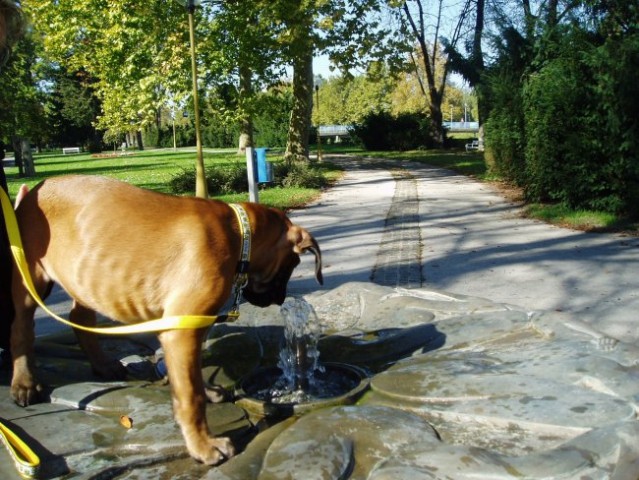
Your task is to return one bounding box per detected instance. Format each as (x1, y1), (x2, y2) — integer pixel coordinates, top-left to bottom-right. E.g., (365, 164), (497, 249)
(235, 298), (369, 417)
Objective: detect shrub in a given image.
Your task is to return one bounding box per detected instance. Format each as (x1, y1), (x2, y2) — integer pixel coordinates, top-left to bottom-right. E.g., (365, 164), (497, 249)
(274, 162), (327, 189)
(169, 163), (248, 196)
(483, 70), (527, 185)
(84, 136), (104, 154)
(350, 111), (435, 151)
(169, 168), (196, 194)
(170, 161), (327, 196)
(208, 162), (248, 194)
(522, 29), (639, 213)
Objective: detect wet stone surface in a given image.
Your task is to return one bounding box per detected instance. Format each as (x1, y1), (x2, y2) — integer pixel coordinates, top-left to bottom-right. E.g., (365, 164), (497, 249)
(2, 281), (639, 479)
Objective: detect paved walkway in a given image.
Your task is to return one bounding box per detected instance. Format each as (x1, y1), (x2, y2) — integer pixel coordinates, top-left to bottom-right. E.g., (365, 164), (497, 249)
(289, 155), (639, 344)
(29, 155), (639, 343)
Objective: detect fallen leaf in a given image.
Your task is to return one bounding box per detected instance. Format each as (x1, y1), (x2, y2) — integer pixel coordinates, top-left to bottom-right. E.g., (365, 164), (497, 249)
(119, 415), (133, 429)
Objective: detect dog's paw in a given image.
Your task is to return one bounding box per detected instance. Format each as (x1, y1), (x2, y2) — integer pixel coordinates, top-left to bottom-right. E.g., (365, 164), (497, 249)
(191, 436), (236, 466)
(10, 378), (44, 407)
(92, 359), (128, 380)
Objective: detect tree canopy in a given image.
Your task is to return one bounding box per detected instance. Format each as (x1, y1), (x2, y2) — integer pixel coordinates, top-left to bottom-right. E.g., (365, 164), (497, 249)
(0, 0), (636, 215)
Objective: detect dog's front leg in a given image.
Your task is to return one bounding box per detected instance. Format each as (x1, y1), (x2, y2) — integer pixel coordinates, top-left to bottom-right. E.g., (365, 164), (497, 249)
(158, 328), (235, 465)
(10, 275), (44, 406)
(70, 302), (127, 380)
(10, 304), (42, 406)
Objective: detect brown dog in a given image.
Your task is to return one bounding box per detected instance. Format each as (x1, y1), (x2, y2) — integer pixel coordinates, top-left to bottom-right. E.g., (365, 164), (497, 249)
(6, 174), (322, 465)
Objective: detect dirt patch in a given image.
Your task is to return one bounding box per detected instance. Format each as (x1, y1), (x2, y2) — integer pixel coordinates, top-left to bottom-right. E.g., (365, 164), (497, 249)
(487, 179), (525, 205)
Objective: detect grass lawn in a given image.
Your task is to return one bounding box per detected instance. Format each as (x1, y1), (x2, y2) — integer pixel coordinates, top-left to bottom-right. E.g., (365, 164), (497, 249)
(3, 148), (343, 210)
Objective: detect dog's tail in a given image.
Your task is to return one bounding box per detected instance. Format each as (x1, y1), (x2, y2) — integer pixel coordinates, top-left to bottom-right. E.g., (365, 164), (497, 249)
(0, 185), (26, 353)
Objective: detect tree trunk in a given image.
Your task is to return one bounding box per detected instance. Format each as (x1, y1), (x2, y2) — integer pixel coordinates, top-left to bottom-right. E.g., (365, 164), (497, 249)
(403, 2), (446, 148)
(429, 95), (445, 146)
(11, 136), (23, 176)
(136, 130), (144, 151)
(285, 48), (314, 164)
(473, 0), (486, 125)
(21, 139), (35, 177)
(237, 63), (254, 154)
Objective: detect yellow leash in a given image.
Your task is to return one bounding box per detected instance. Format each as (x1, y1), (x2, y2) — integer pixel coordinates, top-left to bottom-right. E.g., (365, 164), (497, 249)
(0, 186), (252, 477)
(0, 419), (40, 478)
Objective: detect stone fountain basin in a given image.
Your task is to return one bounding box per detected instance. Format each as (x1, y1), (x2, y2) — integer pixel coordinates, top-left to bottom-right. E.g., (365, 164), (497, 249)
(234, 362), (369, 418)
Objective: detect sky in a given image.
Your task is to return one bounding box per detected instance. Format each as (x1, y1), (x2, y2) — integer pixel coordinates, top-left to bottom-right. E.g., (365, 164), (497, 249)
(313, 54), (335, 79)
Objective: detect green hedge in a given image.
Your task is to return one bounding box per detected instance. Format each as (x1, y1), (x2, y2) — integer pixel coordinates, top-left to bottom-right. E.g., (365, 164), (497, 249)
(484, 27), (639, 215)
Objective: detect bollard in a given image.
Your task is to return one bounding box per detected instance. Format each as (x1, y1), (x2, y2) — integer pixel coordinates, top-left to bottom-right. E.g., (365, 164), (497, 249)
(245, 147), (259, 203)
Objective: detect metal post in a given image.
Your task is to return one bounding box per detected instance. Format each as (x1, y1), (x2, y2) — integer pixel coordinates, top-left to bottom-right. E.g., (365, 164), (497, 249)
(315, 85), (322, 163)
(245, 147), (259, 203)
(187, 5), (208, 198)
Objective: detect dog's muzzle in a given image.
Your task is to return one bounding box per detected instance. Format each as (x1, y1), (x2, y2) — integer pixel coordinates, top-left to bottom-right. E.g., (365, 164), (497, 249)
(242, 243), (323, 308)
(242, 258), (299, 307)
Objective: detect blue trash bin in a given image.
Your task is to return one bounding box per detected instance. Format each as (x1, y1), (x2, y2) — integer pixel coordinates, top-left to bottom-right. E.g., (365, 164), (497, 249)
(255, 148), (273, 183)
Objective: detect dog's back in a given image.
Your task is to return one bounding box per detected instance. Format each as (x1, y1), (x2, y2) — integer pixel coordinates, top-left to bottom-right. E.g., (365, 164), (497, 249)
(14, 175), (239, 323)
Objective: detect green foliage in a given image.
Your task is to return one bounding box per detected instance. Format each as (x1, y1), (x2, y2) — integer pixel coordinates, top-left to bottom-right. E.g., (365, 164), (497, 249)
(84, 137), (103, 154)
(26, 0), (191, 137)
(252, 87), (294, 148)
(168, 168), (197, 194)
(522, 32), (604, 208)
(275, 162), (328, 189)
(484, 15), (639, 215)
(350, 111), (435, 151)
(586, 31), (639, 214)
(0, 29), (47, 145)
(482, 26), (529, 185)
(316, 75), (393, 125)
(201, 118), (239, 149)
(43, 68), (103, 149)
(170, 163), (248, 196)
(207, 162), (249, 195)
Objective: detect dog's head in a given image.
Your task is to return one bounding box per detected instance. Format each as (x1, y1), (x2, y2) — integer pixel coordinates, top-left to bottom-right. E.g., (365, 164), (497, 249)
(241, 209), (323, 307)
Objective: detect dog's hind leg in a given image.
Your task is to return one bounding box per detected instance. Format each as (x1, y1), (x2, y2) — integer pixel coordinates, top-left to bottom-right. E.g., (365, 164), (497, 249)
(158, 327), (236, 465)
(70, 302), (127, 380)
(0, 185), (19, 356)
(0, 227), (14, 354)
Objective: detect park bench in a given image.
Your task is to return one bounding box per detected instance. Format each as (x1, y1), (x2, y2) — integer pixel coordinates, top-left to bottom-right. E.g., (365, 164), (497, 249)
(465, 139), (482, 152)
(62, 147), (81, 155)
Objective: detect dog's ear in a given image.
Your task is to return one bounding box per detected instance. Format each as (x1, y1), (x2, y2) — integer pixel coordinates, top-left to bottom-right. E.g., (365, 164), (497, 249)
(15, 184), (29, 208)
(288, 226), (323, 285)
